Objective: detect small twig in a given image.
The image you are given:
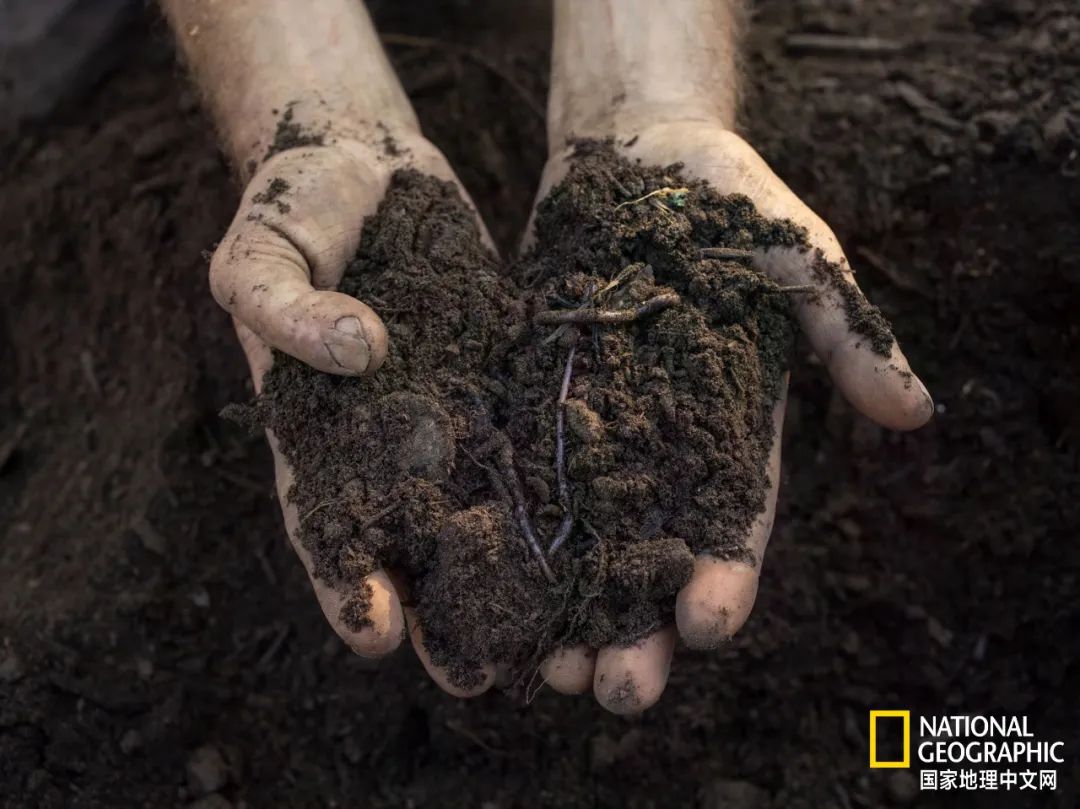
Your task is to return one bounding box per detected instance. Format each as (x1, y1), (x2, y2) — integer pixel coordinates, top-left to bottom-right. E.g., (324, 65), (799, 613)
(594, 263), (646, 300)
(79, 350), (101, 397)
(514, 501), (557, 584)
(893, 81), (964, 133)
(254, 543), (279, 586)
(699, 247), (755, 262)
(216, 468), (269, 495)
(856, 246), (935, 299)
(256, 623), (291, 671)
(613, 186), (689, 212)
(548, 346), (576, 556)
(358, 500), (403, 533)
(497, 444), (556, 584)
(444, 720), (510, 756)
(381, 33), (545, 121)
(480, 465), (529, 553)
(534, 293), (681, 326)
(549, 513), (574, 558)
(776, 285), (818, 294)
(301, 498), (400, 531)
(784, 33), (905, 56)
(524, 665), (547, 705)
(300, 499), (340, 525)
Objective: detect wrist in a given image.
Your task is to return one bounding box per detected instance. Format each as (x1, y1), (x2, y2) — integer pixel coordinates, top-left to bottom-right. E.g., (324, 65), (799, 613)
(162, 0), (418, 174)
(547, 103), (733, 153)
(234, 102), (419, 182)
(547, 0), (741, 152)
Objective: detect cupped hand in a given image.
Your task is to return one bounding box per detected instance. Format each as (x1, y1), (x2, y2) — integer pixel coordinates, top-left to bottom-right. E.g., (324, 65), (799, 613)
(534, 122), (933, 713)
(218, 134), (496, 697)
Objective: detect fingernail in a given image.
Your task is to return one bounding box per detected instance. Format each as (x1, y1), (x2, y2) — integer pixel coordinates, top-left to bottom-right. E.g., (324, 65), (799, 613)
(916, 375), (935, 421)
(902, 369), (933, 414)
(916, 375), (933, 406)
(325, 316), (371, 374)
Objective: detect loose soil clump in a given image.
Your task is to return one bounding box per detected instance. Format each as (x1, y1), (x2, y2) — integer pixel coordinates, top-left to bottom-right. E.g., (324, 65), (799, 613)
(238, 140), (892, 686)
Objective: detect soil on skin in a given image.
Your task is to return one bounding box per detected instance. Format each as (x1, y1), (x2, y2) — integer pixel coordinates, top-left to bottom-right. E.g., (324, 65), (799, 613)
(242, 142), (825, 685)
(1, 1), (1078, 808)
(265, 102), (325, 160)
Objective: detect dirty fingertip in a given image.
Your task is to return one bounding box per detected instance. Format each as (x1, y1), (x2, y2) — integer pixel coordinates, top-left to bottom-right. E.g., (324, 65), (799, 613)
(593, 628), (675, 715)
(336, 570), (405, 658)
(676, 556), (760, 649)
(540, 644), (597, 695)
(830, 338), (934, 431)
(405, 607), (495, 698)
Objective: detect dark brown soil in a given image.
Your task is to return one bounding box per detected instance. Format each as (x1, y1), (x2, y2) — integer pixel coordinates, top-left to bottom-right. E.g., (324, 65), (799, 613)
(2, 1), (1078, 808)
(239, 142), (828, 686)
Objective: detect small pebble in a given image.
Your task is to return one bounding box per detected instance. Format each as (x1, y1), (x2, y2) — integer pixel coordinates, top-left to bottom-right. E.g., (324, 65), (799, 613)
(186, 745), (228, 795)
(119, 729), (142, 755)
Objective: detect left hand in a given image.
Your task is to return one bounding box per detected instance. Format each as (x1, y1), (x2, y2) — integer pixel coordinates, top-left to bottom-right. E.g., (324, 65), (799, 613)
(532, 121), (933, 713)
(224, 133), (500, 698)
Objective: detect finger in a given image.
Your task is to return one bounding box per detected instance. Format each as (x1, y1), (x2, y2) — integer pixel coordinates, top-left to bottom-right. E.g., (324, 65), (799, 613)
(268, 431), (404, 657)
(312, 568), (405, 658)
(677, 382), (786, 648)
(593, 626), (676, 715)
(539, 644), (597, 695)
(758, 242), (932, 431)
(404, 606), (496, 698)
(621, 127), (932, 431)
(211, 145), (390, 376)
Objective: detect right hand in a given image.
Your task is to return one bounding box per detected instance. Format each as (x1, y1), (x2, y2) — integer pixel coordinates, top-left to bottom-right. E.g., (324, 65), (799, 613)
(533, 123), (933, 714)
(216, 134), (498, 698)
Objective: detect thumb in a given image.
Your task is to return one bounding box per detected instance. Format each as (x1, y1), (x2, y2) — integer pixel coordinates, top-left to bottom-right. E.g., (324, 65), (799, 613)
(210, 144), (391, 375)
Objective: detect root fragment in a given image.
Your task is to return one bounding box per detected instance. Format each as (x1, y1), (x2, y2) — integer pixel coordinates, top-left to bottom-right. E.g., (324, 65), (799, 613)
(548, 345), (576, 556)
(699, 247), (755, 261)
(358, 501), (403, 533)
(534, 293), (681, 327)
(614, 186), (689, 212)
(496, 441), (556, 584)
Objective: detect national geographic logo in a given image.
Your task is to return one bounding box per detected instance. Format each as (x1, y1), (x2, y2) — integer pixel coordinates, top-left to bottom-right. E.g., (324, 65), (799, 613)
(869, 710), (1065, 793)
(869, 710), (911, 768)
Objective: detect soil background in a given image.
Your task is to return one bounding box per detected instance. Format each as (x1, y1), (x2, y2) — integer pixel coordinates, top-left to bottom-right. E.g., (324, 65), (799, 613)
(1, 1), (1078, 807)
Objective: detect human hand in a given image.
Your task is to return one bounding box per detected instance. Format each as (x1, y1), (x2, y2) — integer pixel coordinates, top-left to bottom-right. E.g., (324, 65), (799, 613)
(223, 135), (497, 697)
(533, 122), (933, 713)
(161, 0), (504, 696)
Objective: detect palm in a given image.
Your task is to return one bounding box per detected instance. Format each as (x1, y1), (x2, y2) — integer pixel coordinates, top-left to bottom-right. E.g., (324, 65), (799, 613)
(224, 135), (499, 696)
(532, 123), (931, 712)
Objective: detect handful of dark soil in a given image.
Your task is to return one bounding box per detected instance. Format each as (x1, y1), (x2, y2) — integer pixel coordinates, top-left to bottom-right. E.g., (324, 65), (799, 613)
(235, 141), (893, 688)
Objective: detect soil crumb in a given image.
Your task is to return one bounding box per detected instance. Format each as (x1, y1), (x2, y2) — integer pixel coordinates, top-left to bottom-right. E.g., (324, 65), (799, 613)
(251, 177), (291, 214)
(809, 250), (894, 356)
(236, 140), (895, 686)
(265, 102), (326, 160)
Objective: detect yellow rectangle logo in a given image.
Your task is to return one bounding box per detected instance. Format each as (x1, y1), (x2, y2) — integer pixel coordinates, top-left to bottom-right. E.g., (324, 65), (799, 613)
(870, 710), (911, 768)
